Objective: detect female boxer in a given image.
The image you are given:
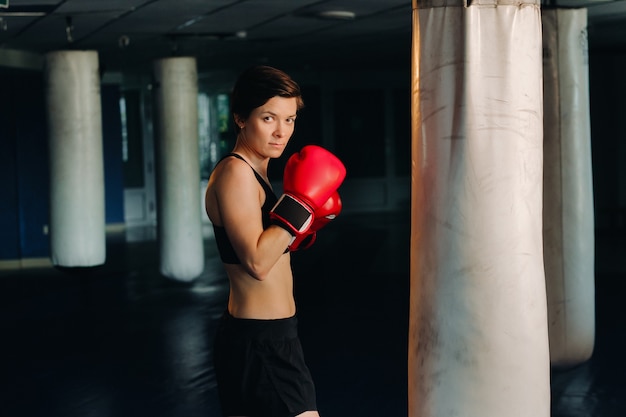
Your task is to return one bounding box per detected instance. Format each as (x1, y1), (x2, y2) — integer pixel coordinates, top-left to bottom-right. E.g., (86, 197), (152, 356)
(205, 65), (343, 417)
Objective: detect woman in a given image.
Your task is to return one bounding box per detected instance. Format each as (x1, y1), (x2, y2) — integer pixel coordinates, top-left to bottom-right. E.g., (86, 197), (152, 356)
(205, 65), (320, 417)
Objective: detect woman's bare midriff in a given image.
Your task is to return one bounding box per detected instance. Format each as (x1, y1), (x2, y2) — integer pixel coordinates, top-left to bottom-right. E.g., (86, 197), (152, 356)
(223, 254), (296, 319)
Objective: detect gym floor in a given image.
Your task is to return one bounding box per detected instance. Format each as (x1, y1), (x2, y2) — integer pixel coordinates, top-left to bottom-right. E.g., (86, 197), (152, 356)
(1, 211), (624, 417)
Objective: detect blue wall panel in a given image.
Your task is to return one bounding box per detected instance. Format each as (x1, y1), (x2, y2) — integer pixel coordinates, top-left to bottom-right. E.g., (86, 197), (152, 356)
(102, 85), (125, 224)
(0, 76), (21, 260)
(15, 71), (49, 258)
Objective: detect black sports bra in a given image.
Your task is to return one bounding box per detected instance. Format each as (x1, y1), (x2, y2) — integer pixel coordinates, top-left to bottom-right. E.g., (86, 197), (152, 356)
(212, 153), (278, 264)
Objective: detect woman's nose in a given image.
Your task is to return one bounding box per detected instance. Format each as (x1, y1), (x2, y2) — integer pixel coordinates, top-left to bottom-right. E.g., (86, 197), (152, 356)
(274, 122), (285, 137)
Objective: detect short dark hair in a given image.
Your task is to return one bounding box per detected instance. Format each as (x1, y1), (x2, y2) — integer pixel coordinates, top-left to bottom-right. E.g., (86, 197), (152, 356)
(231, 65), (304, 132)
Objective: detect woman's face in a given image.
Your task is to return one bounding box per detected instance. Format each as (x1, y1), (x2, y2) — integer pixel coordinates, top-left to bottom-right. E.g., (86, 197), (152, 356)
(238, 96), (298, 159)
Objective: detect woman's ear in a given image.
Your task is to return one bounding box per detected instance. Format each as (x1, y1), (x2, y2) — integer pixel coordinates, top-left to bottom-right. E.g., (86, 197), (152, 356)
(234, 115), (245, 129)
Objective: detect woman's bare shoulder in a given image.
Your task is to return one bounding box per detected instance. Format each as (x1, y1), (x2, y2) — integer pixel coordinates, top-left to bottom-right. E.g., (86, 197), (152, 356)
(206, 156), (256, 222)
(210, 156), (263, 212)
(210, 156), (253, 188)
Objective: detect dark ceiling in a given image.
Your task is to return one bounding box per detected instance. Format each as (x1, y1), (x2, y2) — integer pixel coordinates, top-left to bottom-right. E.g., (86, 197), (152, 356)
(0, 0), (625, 76)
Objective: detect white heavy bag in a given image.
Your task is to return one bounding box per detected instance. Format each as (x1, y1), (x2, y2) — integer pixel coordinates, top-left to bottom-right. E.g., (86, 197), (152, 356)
(542, 8), (595, 368)
(409, 1), (550, 416)
(46, 50), (106, 267)
(153, 57), (204, 282)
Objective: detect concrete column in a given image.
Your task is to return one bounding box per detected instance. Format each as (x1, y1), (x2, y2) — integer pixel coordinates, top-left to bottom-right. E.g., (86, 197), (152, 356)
(45, 50), (105, 267)
(409, 1), (550, 416)
(542, 8), (595, 369)
(153, 57), (204, 282)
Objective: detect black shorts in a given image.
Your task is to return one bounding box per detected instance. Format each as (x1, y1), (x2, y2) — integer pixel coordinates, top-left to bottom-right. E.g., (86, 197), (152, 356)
(213, 311), (317, 417)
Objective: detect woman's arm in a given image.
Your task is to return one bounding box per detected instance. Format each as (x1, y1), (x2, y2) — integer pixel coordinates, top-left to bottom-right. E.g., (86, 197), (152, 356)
(214, 158), (292, 280)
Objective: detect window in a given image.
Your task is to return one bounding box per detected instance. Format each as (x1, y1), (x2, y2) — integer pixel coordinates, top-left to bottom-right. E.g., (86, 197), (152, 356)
(120, 90), (145, 188)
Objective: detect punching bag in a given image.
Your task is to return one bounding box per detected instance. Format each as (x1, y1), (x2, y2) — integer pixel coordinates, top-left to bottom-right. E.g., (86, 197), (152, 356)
(45, 50), (106, 267)
(542, 8), (595, 368)
(153, 57), (204, 282)
(408, 1), (550, 416)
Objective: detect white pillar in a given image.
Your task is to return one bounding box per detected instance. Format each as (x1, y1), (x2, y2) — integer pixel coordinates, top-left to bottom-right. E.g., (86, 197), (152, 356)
(45, 50), (105, 267)
(542, 8), (595, 369)
(409, 1), (550, 416)
(153, 57), (204, 282)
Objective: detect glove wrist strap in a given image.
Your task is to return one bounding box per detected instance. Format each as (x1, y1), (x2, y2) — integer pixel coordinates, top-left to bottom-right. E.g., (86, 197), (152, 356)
(270, 194), (313, 235)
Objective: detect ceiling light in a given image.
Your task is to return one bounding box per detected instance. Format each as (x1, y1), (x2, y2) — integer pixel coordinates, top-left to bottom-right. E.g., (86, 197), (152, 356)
(0, 11), (46, 16)
(317, 10), (356, 20)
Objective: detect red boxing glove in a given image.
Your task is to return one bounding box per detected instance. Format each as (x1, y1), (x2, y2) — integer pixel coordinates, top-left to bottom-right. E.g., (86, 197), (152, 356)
(290, 191), (342, 251)
(270, 145), (346, 238)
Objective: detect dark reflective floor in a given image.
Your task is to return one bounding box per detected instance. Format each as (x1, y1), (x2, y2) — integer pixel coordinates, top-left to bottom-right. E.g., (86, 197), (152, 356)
(0, 212), (624, 417)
